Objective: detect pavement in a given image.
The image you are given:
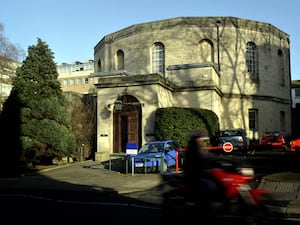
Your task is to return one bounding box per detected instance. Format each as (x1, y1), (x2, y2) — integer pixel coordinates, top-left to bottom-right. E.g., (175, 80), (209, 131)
(0, 159), (300, 218)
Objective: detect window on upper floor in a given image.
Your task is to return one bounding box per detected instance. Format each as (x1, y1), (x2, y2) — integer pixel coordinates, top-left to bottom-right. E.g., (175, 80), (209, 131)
(277, 49), (285, 86)
(84, 78), (89, 84)
(246, 42), (258, 80)
(152, 42), (165, 74)
(76, 78), (82, 85)
(97, 59), (102, 72)
(280, 111), (286, 131)
(116, 50), (124, 70)
(63, 79), (68, 86)
(249, 108), (258, 130)
(199, 39), (214, 63)
(70, 79), (75, 86)
(295, 88), (300, 96)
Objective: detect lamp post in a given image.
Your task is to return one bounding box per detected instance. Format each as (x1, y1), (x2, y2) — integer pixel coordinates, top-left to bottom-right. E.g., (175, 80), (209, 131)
(107, 95), (144, 111)
(114, 97), (123, 111)
(80, 144), (84, 162)
(216, 20), (221, 72)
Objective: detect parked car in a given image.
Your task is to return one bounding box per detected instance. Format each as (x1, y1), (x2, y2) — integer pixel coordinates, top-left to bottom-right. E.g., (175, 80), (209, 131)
(259, 131), (287, 151)
(289, 138), (300, 152)
(214, 128), (249, 152)
(129, 140), (182, 173)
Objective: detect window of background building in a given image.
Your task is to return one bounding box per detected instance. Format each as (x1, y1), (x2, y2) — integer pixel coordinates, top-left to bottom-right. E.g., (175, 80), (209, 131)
(249, 109), (258, 130)
(57, 63), (71, 73)
(84, 61), (94, 70)
(63, 79), (68, 86)
(72, 61), (83, 72)
(295, 88), (300, 96)
(70, 79), (75, 86)
(76, 78), (82, 85)
(84, 78), (89, 84)
(152, 42), (165, 74)
(246, 42), (258, 80)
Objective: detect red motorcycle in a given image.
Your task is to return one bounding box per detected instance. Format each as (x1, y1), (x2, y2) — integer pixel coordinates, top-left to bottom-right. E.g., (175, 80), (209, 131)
(160, 156), (270, 224)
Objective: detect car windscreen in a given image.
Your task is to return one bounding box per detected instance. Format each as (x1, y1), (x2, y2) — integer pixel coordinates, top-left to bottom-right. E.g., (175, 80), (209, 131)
(219, 130), (242, 137)
(138, 143), (164, 153)
(263, 131), (281, 137)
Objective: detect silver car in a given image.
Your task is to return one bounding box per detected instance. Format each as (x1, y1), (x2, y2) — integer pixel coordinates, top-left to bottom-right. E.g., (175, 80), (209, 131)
(215, 128), (249, 152)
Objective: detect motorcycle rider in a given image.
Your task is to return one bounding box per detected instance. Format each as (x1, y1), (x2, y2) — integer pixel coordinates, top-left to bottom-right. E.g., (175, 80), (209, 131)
(183, 129), (221, 206)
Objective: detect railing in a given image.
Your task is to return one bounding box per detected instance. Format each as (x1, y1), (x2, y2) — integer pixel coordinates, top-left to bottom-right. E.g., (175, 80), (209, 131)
(109, 153), (164, 175)
(129, 154), (164, 174)
(109, 153), (128, 173)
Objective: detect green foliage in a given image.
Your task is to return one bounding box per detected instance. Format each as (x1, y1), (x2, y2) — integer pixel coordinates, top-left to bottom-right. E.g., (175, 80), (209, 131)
(0, 38), (76, 174)
(64, 93), (97, 161)
(154, 107), (219, 147)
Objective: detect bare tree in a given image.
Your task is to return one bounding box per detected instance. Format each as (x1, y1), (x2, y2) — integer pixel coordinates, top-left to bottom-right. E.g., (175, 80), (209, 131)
(65, 92), (97, 161)
(0, 23), (24, 72)
(0, 23), (25, 109)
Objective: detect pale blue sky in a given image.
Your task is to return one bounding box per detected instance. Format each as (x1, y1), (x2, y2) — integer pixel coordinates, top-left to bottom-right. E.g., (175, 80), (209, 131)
(2, 0), (300, 79)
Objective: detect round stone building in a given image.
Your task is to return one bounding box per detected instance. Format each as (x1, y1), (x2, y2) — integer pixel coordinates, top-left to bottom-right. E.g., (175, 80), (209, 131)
(90, 16), (291, 161)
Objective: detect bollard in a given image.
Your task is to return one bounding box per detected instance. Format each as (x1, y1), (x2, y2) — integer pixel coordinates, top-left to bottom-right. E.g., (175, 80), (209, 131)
(175, 150), (179, 172)
(160, 153), (164, 173)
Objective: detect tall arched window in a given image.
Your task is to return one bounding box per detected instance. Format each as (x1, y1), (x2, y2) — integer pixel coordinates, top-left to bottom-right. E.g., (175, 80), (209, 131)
(116, 50), (124, 70)
(246, 42), (258, 80)
(97, 59), (102, 72)
(277, 49), (285, 86)
(152, 42), (165, 74)
(199, 39), (213, 63)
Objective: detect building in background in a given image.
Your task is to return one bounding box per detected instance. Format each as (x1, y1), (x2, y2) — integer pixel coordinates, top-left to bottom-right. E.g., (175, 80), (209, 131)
(0, 59), (21, 110)
(291, 80), (300, 138)
(57, 60), (95, 94)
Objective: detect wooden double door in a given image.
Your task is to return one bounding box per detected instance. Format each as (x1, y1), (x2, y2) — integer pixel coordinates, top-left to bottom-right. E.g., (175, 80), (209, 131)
(113, 111), (141, 153)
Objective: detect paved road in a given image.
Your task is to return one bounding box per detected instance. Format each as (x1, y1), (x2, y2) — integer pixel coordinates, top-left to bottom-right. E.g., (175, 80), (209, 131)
(0, 156), (300, 222)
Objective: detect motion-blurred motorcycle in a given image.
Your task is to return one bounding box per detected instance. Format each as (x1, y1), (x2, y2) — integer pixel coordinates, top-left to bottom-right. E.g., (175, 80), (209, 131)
(160, 156), (270, 225)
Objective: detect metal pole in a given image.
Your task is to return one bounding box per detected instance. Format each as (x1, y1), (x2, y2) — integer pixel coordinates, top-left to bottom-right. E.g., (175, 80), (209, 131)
(216, 20), (221, 72)
(131, 157), (134, 176)
(160, 154), (163, 173)
(109, 155), (112, 172)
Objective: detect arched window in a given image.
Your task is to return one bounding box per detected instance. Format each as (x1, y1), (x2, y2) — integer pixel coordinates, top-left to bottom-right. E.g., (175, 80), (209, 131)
(246, 42), (258, 80)
(116, 50), (124, 70)
(97, 59), (102, 72)
(277, 49), (285, 86)
(152, 42), (165, 74)
(199, 39), (213, 63)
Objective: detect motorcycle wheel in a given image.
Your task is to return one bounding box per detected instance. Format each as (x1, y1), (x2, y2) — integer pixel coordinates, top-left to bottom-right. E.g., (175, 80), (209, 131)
(236, 196), (270, 225)
(161, 189), (188, 223)
(161, 189), (215, 223)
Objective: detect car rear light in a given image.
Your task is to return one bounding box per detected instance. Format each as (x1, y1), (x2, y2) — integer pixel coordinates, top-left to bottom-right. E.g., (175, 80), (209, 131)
(239, 137), (244, 143)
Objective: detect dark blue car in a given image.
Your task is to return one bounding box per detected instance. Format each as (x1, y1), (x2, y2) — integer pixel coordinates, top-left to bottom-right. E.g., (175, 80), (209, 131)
(129, 140), (182, 173)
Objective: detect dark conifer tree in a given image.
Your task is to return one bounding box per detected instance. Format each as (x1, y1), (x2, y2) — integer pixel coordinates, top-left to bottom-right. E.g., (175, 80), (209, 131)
(0, 38), (76, 176)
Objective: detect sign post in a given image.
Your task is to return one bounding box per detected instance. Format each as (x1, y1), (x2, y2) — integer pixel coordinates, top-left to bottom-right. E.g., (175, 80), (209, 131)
(126, 143), (138, 176)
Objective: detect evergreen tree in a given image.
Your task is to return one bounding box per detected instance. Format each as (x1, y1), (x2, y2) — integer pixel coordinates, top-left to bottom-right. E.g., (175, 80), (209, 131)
(0, 38), (76, 175)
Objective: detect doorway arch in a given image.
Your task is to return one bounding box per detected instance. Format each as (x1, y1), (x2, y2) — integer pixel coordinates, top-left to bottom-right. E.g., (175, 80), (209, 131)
(113, 95), (142, 153)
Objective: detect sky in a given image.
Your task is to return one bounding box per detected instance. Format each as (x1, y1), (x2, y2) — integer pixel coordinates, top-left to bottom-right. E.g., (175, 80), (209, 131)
(2, 0), (300, 79)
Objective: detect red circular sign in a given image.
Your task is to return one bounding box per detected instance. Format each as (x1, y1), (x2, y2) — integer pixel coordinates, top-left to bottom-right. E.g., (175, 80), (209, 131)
(223, 142), (233, 152)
